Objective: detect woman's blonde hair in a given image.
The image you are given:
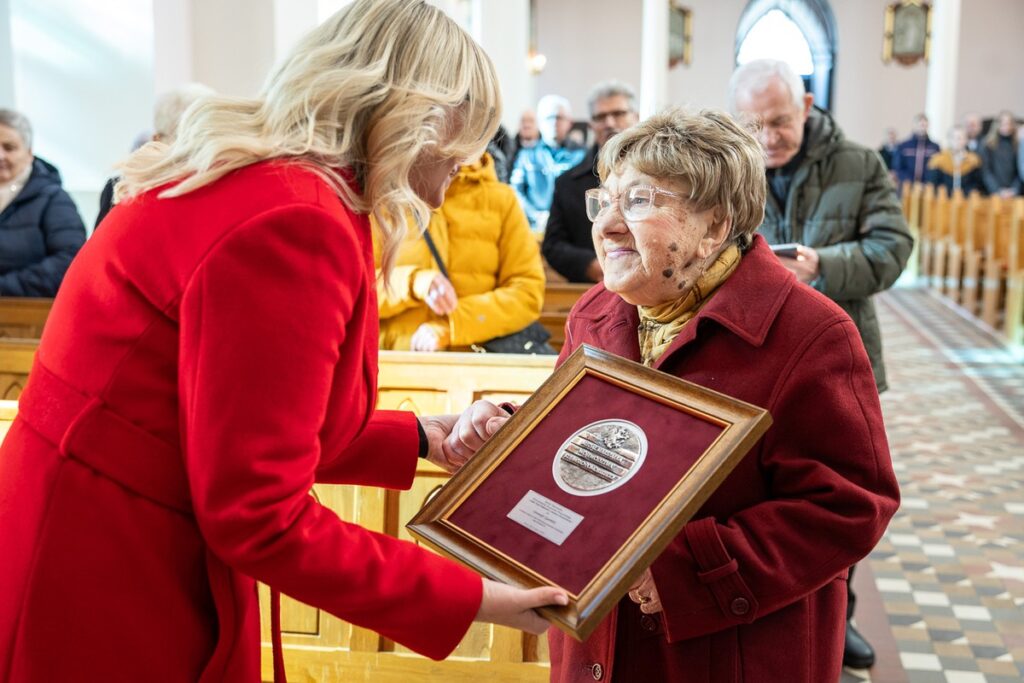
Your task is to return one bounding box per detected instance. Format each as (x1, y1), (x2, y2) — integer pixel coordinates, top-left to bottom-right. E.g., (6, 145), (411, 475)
(598, 108), (766, 244)
(117, 0), (500, 277)
(983, 110), (1018, 151)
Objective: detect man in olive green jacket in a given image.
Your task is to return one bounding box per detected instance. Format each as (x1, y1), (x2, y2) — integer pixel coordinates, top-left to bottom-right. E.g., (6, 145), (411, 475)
(730, 59), (913, 670)
(730, 60), (912, 394)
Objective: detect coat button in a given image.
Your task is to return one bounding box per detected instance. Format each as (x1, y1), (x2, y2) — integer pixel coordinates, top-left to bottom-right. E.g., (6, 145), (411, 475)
(640, 614), (657, 632)
(590, 662), (604, 680)
(730, 597), (750, 616)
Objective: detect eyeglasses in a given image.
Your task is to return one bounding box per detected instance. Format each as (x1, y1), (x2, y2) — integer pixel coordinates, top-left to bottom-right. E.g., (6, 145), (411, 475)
(585, 185), (685, 222)
(590, 109), (633, 124)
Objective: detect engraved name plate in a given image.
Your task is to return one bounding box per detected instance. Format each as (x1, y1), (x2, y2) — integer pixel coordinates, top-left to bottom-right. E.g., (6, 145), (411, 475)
(552, 419), (647, 496)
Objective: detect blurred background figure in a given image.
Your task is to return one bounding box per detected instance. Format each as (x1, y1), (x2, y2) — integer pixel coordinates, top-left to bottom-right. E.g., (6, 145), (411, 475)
(0, 108), (86, 297)
(542, 79), (639, 283)
(376, 152), (545, 352)
(95, 83), (215, 228)
(980, 110), (1020, 198)
(509, 94), (585, 231)
(510, 108), (539, 169)
(926, 125), (984, 196)
(878, 127), (899, 170)
(963, 112), (984, 152)
(891, 113), (940, 186)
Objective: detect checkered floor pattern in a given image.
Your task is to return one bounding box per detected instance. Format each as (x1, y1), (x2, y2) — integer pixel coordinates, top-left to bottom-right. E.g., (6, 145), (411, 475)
(839, 287), (1024, 683)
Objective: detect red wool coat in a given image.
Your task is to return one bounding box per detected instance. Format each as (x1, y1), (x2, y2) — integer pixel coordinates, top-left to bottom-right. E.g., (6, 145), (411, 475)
(548, 236), (900, 683)
(0, 162), (482, 681)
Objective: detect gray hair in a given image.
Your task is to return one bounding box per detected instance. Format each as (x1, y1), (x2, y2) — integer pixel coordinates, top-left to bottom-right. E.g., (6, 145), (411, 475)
(0, 108), (32, 148)
(587, 80), (637, 118)
(153, 83), (215, 141)
(728, 59), (805, 113)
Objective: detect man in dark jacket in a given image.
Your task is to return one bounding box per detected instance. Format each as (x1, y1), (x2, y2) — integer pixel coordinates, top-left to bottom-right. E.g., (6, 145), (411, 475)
(0, 109), (86, 297)
(541, 81), (638, 282)
(730, 59), (913, 671)
(891, 113), (941, 187)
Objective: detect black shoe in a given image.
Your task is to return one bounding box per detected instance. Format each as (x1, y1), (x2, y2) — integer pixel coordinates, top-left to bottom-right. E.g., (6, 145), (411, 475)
(843, 619), (876, 669)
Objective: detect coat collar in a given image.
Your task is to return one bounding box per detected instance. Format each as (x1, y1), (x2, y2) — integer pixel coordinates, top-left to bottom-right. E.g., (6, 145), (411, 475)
(574, 236), (794, 367)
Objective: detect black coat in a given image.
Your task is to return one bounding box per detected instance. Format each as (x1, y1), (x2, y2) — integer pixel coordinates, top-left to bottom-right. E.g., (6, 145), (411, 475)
(0, 158), (87, 296)
(541, 146), (600, 282)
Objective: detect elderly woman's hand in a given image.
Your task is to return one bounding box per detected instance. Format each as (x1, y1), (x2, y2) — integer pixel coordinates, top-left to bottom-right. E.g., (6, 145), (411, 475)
(627, 568), (663, 614)
(419, 400), (510, 472)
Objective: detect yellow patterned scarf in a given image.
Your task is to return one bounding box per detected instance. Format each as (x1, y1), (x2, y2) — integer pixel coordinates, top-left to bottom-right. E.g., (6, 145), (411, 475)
(637, 244), (741, 366)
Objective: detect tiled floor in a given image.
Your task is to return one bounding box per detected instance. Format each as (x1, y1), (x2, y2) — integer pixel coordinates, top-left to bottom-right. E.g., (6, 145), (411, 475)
(840, 287), (1024, 683)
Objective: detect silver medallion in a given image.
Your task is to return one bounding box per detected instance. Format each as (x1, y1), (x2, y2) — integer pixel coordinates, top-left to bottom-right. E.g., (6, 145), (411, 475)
(552, 419), (647, 496)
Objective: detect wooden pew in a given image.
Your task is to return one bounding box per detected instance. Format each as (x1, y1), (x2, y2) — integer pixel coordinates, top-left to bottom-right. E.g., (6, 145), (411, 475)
(0, 297), (53, 339)
(916, 183), (937, 282)
(941, 190), (968, 301)
(0, 399), (17, 442)
(1003, 199), (1024, 346)
(541, 282), (592, 352)
(0, 338), (36, 400)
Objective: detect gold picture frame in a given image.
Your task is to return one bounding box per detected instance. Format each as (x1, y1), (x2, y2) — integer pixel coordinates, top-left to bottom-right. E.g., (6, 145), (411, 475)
(668, 2), (692, 68)
(407, 344), (771, 641)
(883, 0), (931, 66)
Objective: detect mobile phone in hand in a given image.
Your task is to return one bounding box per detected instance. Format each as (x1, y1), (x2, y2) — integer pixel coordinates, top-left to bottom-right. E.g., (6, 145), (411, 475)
(770, 243), (800, 259)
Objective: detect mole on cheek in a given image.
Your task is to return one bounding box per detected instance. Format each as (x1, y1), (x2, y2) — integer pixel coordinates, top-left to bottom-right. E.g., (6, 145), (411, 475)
(662, 267), (674, 278)
(677, 279), (688, 290)
(669, 243), (679, 252)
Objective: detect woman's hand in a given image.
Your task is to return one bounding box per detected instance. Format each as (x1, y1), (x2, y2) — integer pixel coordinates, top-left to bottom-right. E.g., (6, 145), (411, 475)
(627, 568), (663, 614)
(425, 273), (457, 315)
(410, 323), (449, 352)
(419, 400), (510, 472)
(475, 578), (568, 634)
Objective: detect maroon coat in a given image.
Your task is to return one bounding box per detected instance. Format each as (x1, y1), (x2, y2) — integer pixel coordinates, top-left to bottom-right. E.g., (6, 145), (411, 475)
(0, 161), (483, 681)
(548, 236), (899, 683)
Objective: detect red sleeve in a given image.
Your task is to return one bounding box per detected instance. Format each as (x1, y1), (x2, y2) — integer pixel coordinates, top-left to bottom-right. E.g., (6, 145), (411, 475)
(315, 408), (420, 488)
(650, 319), (900, 641)
(178, 204), (480, 660)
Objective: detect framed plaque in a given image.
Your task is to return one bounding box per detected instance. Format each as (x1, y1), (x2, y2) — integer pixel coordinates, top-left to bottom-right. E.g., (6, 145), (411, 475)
(408, 344), (772, 641)
(883, 0), (931, 66)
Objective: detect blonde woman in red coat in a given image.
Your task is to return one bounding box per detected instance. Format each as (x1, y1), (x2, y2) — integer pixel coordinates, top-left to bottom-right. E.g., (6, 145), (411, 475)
(0, 2), (566, 681)
(547, 109), (899, 682)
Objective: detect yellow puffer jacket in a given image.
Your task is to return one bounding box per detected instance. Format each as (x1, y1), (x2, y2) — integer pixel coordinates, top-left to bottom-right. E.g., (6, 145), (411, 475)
(375, 153), (545, 351)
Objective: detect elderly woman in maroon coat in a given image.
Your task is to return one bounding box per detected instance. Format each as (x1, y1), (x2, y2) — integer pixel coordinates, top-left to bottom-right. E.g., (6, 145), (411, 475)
(547, 109), (900, 682)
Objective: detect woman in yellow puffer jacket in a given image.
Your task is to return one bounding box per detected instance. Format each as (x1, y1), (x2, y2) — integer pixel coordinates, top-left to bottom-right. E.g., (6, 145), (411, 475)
(375, 152), (545, 351)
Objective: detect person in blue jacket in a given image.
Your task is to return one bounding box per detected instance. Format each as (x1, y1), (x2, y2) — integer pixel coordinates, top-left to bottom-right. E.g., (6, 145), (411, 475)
(509, 94), (585, 231)
(891, 113), (940, 187)
(0, 109), (86, 297)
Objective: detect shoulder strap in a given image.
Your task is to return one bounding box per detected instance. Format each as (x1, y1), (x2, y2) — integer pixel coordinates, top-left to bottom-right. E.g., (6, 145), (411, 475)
(422, 229), (449, 279)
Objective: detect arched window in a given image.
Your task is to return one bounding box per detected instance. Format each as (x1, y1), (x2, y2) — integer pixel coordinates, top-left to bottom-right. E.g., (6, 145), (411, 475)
(735, 0), (837, 110)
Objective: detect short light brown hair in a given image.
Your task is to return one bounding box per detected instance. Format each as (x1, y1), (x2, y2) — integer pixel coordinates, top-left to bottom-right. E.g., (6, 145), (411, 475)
(597, 107), (766, 242)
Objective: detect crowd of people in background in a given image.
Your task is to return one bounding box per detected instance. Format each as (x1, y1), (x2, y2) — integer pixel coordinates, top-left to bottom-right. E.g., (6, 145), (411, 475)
(880, 110), (1023, 197)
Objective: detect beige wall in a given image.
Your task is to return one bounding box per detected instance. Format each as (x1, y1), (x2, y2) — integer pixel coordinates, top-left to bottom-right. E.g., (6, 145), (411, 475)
(954, 0), (1024, 122)
(830, 0), (928, 148)
(533, 0), (1024, 151)
(534, 0), (643, 119)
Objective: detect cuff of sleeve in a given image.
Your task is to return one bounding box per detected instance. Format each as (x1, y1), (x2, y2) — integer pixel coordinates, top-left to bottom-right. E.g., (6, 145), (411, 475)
(412, 269), (439, 301)
(403, 561), (483, 660)
(417, 419), (429, 458)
